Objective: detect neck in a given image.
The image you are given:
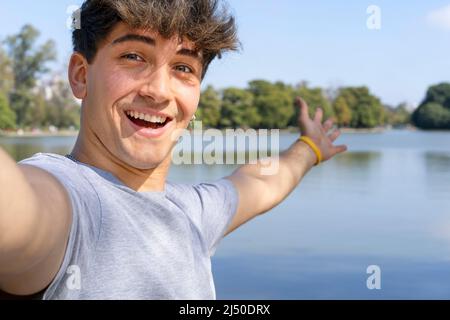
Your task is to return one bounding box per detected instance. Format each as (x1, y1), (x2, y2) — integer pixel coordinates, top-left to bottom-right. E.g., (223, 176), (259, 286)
(70, 129), (171, 193)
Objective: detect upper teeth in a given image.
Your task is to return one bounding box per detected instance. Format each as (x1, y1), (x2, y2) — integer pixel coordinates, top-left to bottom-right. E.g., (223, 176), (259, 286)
(126, 111), (167, 124)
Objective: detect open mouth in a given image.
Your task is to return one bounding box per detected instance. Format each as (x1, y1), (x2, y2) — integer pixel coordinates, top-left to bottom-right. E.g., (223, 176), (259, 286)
(125, 110), (172, 129)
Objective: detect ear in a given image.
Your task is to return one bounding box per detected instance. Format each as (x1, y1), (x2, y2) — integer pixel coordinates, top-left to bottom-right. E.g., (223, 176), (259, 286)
(68, 52), (88, 99)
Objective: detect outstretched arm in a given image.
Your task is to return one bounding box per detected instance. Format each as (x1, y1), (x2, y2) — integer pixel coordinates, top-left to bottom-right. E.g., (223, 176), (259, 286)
(0, 148), (72, 295)
(225, 97), (348, 235)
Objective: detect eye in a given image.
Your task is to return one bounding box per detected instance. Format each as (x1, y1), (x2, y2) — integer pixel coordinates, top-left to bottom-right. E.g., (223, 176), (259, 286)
(121, 53), (145, 62)
(175, 65), (193, 74)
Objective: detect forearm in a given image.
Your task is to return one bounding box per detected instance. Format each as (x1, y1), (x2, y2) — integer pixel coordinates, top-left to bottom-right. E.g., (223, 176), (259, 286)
(275, 139), (317, 195)
(232, 139), (317, 212)
(0, 148), (72, 295)
(0, 148), (40, 271)
(225, 98), (347, 235)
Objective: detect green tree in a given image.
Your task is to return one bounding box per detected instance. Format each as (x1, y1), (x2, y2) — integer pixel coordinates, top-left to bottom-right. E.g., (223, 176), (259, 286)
(289, 83), (334, 126)
(197, 85), (221, 127)
(247, 80), (274, 97)
(0, 47), (14, 96)
(8, 91), (33, 128)
(248, 80), (293, 129)
(333, 95), (352, 126)
(412, 102), (450, 129)
(334, 87), (384, 128)
(4, 24), (56, 127)
(0, 94), (16, 130)
(220, 87), (260, 128)
(384, 103), (411, 126)
(412, 83), (450, 129)
(45, 80), (81, 129)
(421, 83), (450, 108)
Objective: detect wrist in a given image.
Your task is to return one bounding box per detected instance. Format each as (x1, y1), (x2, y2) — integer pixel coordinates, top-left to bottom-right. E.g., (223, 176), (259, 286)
(293, 139), (317, 169)
(297, 136), (322, 166)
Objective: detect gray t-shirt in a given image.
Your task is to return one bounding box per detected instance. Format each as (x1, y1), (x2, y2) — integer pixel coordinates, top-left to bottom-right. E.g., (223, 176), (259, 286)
(18, 153), (239, 300)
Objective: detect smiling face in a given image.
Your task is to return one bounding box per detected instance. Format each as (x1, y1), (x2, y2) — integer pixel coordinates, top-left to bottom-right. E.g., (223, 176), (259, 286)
(70, 22), (202, 171)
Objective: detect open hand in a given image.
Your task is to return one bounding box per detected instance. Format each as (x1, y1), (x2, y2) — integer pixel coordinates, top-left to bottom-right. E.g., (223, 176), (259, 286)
(296, 97), (348, 162)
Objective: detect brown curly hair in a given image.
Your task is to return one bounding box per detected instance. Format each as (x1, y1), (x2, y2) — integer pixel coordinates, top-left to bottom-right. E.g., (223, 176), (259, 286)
(72, 0), (241, 79)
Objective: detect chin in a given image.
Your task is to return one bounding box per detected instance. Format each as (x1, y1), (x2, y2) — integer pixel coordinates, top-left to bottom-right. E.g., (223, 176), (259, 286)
(123, 148), (171, 170)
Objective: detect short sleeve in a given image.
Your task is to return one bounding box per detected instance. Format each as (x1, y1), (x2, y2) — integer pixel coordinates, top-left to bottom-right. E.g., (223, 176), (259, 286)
(192, 178), (239, 256)
(18, 153), (101, 299)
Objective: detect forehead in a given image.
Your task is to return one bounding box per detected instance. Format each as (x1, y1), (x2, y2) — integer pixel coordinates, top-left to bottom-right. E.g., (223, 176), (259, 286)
(104, 22), (198, 52)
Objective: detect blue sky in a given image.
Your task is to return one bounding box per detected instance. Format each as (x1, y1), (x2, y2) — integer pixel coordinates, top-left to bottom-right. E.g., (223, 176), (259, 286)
(1, 0), (449, 107)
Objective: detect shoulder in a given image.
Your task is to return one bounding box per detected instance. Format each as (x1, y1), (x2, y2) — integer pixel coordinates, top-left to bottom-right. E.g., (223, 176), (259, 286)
(18, 152), (78, 174)
(18, 153), (100, 209)
(193, 178), (238, 203)
(166, 178), (238, 211)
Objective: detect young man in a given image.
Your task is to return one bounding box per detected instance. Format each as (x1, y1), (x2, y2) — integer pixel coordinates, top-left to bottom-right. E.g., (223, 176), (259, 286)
(0, 0), (347, 299)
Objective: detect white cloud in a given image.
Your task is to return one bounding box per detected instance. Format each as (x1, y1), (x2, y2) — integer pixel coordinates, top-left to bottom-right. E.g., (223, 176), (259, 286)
(426, 4), (450, 31)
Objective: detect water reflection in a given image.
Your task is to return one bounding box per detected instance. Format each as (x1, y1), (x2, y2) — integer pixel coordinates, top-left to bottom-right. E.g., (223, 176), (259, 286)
(333, 151), (381, 167)
(0, 136), (76, 161)
(423, 152), (450, 198)
(424, 151), (450, 174)
(322, 151), (382, 188)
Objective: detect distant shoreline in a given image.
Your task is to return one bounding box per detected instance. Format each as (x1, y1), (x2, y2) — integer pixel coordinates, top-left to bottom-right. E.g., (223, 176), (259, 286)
(0, 130), (79, 138)
(0, 125), (420, 138)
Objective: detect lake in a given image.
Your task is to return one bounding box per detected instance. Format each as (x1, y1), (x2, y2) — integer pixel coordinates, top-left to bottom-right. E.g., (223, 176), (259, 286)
(1, 130), (450, 299)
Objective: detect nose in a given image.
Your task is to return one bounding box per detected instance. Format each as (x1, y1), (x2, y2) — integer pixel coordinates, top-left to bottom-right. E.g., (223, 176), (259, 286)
(139, 65), (173, 104)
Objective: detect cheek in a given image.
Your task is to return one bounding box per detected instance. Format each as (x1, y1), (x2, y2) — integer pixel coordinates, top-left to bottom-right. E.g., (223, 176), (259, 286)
(96, 68), (129, 101)
(88, 65), (132, 119)
(176, 85), (200, 120)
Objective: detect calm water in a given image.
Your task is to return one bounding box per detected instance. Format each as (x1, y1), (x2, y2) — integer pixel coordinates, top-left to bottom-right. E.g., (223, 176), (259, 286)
(1, 130), (450, 299)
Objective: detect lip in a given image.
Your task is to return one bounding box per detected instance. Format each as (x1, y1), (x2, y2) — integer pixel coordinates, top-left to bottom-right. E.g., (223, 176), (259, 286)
(123, 110), (175, 139)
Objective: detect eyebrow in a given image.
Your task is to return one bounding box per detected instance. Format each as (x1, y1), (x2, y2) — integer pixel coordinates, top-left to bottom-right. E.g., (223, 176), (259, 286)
(112, 33), (203, 63)
(112, 34), (155, 46)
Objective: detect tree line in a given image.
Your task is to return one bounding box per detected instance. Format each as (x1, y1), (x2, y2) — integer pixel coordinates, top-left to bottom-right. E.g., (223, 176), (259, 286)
(0, 24), (448, 131)
(411, 83), (450, 130)
(197, 82), (412, 129)
(0, 25), (79, 131)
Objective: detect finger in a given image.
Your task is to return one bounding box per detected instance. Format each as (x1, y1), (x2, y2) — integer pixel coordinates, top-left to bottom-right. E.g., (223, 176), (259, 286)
(328, 129), (341, 142)
(296, 97), (310, 121)
(314, 107), (323, 123)
(332, 144), (348, 155)
(322, 118), (334, 132)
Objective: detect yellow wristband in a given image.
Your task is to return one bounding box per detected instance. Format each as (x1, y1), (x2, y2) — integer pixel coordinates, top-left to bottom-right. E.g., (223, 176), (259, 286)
(298, 136), (322, 166)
